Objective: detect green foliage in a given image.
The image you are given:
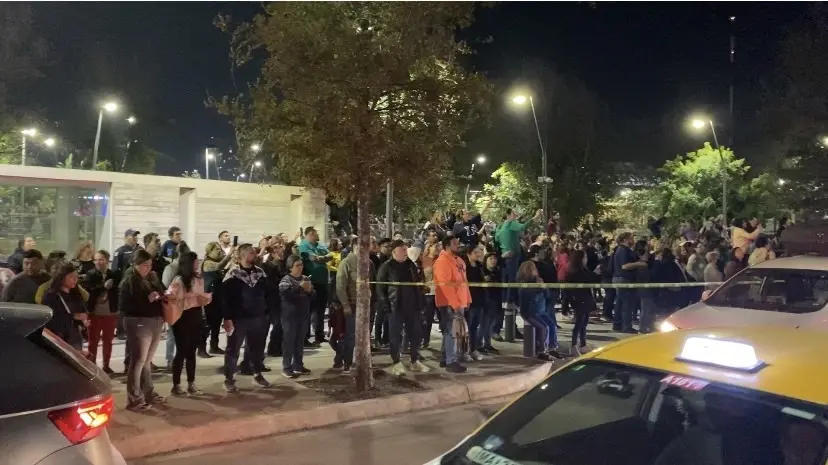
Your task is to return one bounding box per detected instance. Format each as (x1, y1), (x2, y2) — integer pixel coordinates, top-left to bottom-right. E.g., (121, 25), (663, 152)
(211, 2), (492, 204)
(621, 143), (780, 232)
(396, 179), (462, 223)
(475, 162), (540, 220)
(181, 170), (202, 179)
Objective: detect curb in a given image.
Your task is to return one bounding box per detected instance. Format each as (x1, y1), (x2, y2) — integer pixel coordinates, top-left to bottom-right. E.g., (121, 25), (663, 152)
(114, 362), (552, 460)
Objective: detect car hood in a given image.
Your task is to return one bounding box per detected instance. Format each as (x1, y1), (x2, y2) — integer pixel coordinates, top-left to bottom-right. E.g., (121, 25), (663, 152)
(670, 301), (804, 329)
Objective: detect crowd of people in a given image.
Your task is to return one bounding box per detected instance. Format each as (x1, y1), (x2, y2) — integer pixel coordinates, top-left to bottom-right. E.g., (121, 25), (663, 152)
(0, 206), (780, 410)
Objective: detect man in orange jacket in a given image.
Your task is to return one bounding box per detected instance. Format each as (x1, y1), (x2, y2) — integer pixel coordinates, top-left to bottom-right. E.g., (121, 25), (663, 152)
(433, 236), (471, 373)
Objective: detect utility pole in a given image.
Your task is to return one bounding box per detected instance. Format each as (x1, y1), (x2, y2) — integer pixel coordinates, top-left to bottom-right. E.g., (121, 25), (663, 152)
(385, 179), (394, 238)
(728, 15), (736, 147)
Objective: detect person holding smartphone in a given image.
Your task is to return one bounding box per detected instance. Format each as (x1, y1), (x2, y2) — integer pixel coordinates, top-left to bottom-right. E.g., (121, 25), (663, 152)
(118, 249), (166, 411)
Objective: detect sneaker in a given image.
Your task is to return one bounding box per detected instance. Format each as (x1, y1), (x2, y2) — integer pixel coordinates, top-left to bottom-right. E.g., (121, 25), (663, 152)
(547, 349), (563, 359)
(197, 349), (212, 359)
(410, 360), (431, 373)
(260, 366), (272, 372)
(483, 345), (500, 354)
(239, 366), (255, 376)
(296, 367), (312, 376)
(333, 360), (344, 369)
(470, 351), (484, 361)
(152, 363), (162, 372)
(569, 345), (581, 357)
(164, 362), (173, 373)
(343, 365), (351, 374)
(282, 369), (298, 379)
(445, 362), (467, 373)
(303, 340), (315, 348)
(462, 353), (473, 363)
(125, 401), (151, 412)
(390, 362), (407, 376)
(117, 333), (127, 341)
(171, 385), (187, 396)
(224, 379), (239, 393)
(439, 360), (446, 368)
(148, 393), (167, 404)
(102, 366), (115, 376)
(536, 352), (551, 361)
(187, 383), (203, 395)
(492, 333), (504, 342)
(253, 374), (271, 388)
(621, 328), (640, 335)
(209, 346), (226, 355)
(515, 330), (524, 340)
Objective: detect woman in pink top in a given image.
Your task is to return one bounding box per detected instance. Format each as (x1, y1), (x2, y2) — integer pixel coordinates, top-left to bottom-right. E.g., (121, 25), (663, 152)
(165, 251), (212, 396)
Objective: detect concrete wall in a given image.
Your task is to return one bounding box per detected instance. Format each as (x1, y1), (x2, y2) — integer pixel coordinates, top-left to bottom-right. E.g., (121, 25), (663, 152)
(0, 165), (327, 255)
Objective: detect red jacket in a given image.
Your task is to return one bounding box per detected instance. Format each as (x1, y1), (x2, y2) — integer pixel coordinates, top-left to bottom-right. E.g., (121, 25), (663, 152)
(433, 250), (471, 311)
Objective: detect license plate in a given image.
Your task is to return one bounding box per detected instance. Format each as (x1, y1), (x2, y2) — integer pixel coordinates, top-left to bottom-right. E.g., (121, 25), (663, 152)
(466, 446), (522, 465)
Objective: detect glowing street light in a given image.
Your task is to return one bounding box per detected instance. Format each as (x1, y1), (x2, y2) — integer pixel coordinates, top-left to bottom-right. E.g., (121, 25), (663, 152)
(687, 115), (727, 226)
(249, 160), (263, 182)
(820, 136), (828, 147)
(127, 116), (137, 125)
(251, 143), (262, 152)
(92, 100), (121, 169)
(205, 147), (216, 179)
(476, 154), (487, 165)
(43, 137), (56, 148)
(777, 178), (786, 186)
(511, 92), (549, 224)
(21, 128), (38, 137)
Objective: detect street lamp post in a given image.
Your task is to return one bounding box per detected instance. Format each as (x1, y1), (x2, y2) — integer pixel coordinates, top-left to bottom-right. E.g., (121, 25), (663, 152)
(205, 148), (215, 180)
(463, 155), (487, 210)
(691, 118), (727, 228)
(249, 160), (262, 182)
(92, 102), (118, 170)
(20, 128), (37, 166)
(512, 95), (549, 224)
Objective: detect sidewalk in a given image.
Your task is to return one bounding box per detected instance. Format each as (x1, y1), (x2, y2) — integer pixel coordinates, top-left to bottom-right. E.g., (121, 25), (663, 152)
(109, 318), (628, 459)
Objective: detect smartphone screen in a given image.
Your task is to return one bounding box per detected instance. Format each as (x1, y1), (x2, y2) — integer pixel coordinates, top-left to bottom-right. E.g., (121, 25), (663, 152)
(233, 235), (239, 246)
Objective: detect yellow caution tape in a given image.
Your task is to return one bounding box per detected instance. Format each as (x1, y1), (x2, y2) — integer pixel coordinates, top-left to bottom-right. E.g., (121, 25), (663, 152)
(358, 280), (721, 289)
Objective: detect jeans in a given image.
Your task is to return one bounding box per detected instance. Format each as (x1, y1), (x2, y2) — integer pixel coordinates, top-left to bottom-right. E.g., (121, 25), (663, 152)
(467, 305), (484, 352)
(172, 309), (202, 385)
(389, 308), (421, 364)
(439, 306), (462, 365)
(310, 282), (328, 341)
(165, 326), (175, 364)
(571, 302), (590, 347)
(501, 256), (520, 306)
(422, 295), (437, 346)
(267, 311), (283, 356)
(282, 309), (310, 371)
(481, 299), (499, 348)
(640, 294), (657, 333)
(524, 315), (549, 353)
(124, 316), (164, 406)
(87, 314), (117, 367)
(374, 307), (389, 345)
(602, 286), (616, 320)
(224, 316), (268, 380)
(202, 271), (224, 351)
(334, 312), (355, 367)
(612, 277), (636, 331)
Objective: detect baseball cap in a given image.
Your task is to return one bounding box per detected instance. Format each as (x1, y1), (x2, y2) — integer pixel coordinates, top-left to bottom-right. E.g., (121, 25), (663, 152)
(125, 228), (140, 237)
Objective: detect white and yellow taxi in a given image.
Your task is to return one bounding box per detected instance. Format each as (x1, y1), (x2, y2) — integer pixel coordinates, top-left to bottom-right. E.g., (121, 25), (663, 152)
(660, 256), (828, 333)
(425, 326), (828, 465)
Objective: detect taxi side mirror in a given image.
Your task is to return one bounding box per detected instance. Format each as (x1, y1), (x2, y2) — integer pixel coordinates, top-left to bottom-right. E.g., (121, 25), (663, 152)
(701, 290), (713, 301)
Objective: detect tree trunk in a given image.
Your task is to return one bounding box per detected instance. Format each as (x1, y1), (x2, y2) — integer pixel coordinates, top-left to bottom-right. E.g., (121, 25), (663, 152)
(354, 195), (374, 392)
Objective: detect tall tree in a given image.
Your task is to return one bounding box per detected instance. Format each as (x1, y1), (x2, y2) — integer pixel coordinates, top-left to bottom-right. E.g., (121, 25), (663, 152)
(475, 162), (540, 221)
(213, 2), (491, 391)
(761, 4), (828, 211)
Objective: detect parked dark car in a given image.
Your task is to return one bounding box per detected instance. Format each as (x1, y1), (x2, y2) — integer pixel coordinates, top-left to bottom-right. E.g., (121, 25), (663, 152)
(0, 303), (126, 464)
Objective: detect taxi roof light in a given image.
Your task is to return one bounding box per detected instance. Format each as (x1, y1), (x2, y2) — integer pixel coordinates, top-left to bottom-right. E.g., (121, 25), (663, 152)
(677, 337), (764, 372)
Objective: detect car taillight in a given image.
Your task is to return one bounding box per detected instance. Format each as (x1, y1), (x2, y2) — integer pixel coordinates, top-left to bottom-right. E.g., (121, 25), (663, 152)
(48, 396), (114, 445)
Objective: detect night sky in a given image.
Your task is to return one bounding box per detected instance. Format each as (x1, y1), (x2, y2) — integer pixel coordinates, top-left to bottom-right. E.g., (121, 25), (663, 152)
(20, 2), (807, 175)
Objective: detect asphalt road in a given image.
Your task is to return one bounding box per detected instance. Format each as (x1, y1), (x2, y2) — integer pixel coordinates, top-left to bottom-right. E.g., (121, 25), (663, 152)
(129, 401), (504, 465)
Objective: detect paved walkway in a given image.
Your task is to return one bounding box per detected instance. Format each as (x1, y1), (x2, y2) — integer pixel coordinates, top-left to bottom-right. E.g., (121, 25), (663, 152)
(108, 317), (627, 447)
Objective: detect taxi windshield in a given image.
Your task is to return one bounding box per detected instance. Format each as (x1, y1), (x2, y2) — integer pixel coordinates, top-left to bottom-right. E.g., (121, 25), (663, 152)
(706, 268), (828, 313)
(440, 361), (828, 465)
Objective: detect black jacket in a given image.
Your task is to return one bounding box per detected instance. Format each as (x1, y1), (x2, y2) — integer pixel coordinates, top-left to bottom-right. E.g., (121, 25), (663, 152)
(118, 271), (164, 318)
(111, 244), (140, 274)
(564, 268), (600, 310)
(376, 258), (423, 314)
(84, 268), (121, 314)
(262, 259), (287, 315)
(7, 248), (24, 274)
(465, 261), (486, 308)
(42, 289), (85, 348)
(482, 265), (501, 304)
(222, 266), (269, 320)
